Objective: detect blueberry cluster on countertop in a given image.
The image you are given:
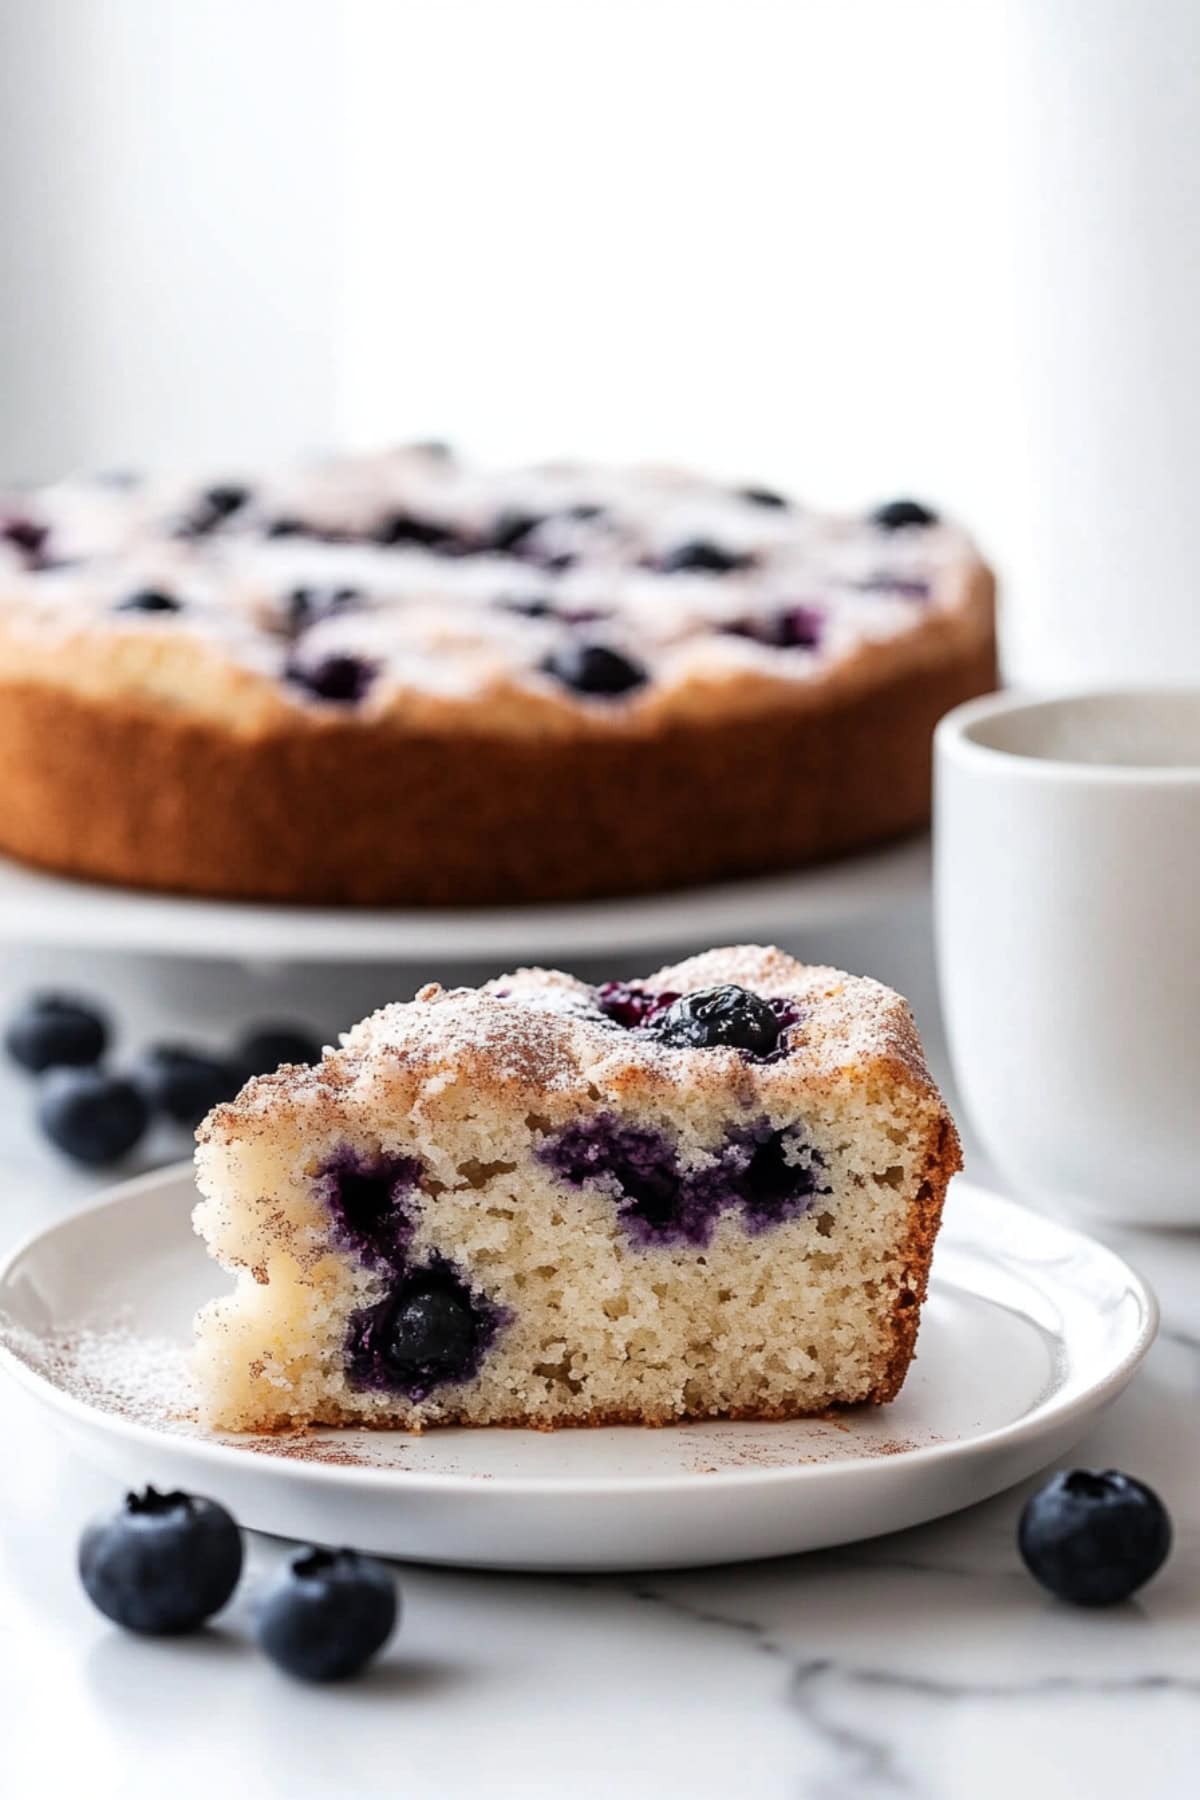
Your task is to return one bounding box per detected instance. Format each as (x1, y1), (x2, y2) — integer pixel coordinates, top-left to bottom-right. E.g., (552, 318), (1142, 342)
(73, 1463), (1174, 1690)
(0, 447), (959, 713)
(4, 992), (321, 1166)
(78, 1485), (397, 1681)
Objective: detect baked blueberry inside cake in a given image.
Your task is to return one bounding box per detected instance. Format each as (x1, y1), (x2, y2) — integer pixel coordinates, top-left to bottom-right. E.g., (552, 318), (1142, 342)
(192, 945), (961, 1431)
(0, 447), (996, 904)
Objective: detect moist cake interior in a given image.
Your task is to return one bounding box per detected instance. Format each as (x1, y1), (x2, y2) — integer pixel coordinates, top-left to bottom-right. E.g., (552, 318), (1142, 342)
(192, 947), (960, 1432)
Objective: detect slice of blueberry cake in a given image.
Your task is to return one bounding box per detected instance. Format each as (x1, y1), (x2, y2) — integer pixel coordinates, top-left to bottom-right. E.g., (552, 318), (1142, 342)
(192, 946), (960, 1432)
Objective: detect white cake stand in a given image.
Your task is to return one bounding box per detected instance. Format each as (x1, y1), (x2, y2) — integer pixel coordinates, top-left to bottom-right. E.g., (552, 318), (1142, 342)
(0, 839), (930, 966)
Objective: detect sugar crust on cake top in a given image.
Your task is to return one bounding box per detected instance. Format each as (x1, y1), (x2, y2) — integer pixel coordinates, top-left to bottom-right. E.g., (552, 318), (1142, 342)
(0, 449), (991, 736)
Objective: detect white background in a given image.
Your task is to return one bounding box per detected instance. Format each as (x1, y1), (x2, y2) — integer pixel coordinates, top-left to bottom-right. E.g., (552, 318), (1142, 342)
(4, 0), (1200, 682)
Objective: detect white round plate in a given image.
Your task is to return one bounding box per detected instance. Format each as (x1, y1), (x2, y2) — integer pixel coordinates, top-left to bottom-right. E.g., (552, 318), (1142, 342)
(0, 838), (929, 965)
(0, 1165), (1155, 1571)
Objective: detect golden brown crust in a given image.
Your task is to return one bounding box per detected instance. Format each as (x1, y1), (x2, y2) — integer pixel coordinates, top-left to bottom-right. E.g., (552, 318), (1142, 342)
(233, 1393), (918, 1434)
(0, 595), (995, 905)
(867, 1109), (962, 1404)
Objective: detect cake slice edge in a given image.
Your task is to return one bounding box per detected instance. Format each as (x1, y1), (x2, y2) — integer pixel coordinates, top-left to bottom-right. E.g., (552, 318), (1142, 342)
(191, 946), (962, 1433)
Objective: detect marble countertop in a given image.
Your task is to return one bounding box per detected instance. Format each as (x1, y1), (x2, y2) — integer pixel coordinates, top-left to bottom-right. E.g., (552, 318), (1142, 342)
(1, 921), (1196, 1800)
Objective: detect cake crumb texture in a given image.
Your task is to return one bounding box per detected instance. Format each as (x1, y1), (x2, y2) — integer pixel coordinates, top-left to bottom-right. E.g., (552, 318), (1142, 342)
(192, 947), (960, 1433)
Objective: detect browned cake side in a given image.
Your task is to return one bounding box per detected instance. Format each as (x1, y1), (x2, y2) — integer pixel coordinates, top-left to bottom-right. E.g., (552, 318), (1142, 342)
(0, 600), (995, 906)
(0, 447), (997, 906)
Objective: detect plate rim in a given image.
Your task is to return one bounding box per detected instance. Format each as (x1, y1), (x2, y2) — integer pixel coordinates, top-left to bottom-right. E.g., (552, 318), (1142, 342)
(0, 837), (931, 964)
(0, 1162), (1159, 1498)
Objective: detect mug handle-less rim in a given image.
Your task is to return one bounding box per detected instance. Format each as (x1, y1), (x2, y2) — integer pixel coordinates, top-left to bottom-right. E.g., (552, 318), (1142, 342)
(934, 686), (1200, 789)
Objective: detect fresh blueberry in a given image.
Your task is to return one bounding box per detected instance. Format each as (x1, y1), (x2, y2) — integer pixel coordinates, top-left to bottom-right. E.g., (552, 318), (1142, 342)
(738, 485), (789, 509)
(385, 1282), (478, 1381)
(202, 482), (250, 519)
(285, 585), (361, 632)
(236, 1025), (322, 1083)
(372, 510), (449, 549)
(1018, 1469), (1172, 1607)
(37, 1068), (149, 1165)
(346, 1260), (505, 1395)
(487, 510), (544, 554)
(115, 588), (183, 614)
(134, 1044), (241, 1128)
(658, 540), (755, 575)
(869, 497), (939, 530)
(2, 517), (49, 562)
(653, 985), (780, 1055)
(542, 641), (647, 697)
(257, 1546), (397, 1682)
(595, 981), (680, 1029)
(78, 1487), (243, 1635)
(5, 993), (108, 1072)
(286, 654), (376, 704)
(723, 605), (823, 650)
(176, 484), (251, 538)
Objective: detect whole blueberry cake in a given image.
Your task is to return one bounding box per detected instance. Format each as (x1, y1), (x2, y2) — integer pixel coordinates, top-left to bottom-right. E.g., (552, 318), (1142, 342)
(0, 448), (994, 905)
(191, 946), (960, 1431)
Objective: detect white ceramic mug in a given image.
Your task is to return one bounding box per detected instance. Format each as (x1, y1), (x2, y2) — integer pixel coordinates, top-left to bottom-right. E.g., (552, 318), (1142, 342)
(935, 690), (1200, 1225)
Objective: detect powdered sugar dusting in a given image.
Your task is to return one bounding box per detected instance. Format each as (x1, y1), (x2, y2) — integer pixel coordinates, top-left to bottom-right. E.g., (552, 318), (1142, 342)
(0, 1316), (197, 1428)
(0, 1307), (941, 1476)
(0, 446), (984, 725)
(678, 1425), (937, 1474)
(319, 946), (940, 1107)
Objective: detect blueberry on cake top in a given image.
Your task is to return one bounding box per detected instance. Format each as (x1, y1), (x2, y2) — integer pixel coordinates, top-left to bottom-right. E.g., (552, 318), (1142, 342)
(191, 946), (961, 1432)
(0, 447), (996, 904)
